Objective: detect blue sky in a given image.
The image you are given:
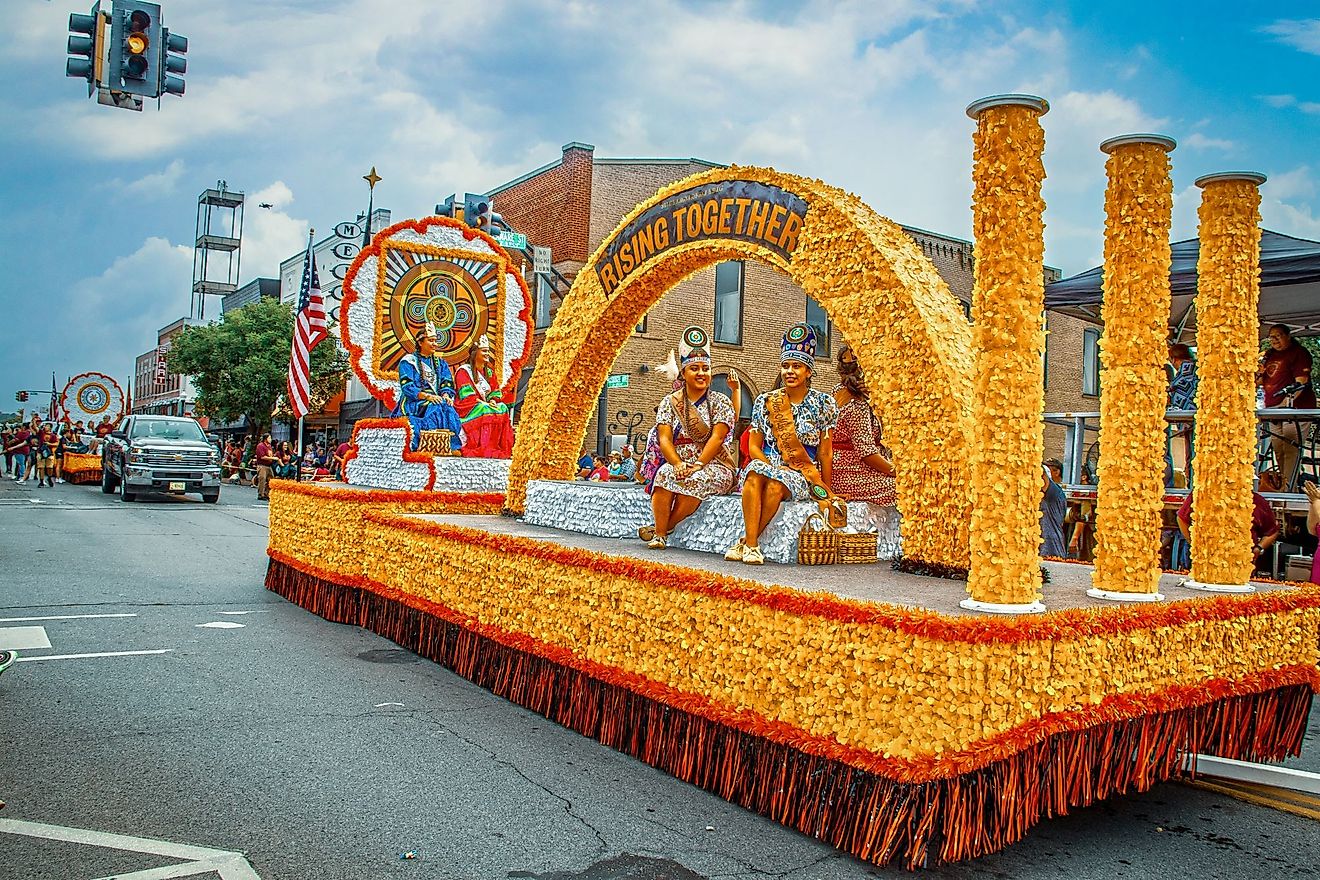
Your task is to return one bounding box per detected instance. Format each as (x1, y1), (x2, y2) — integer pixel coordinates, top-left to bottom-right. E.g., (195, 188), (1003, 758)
(1, 0), (1317, 406)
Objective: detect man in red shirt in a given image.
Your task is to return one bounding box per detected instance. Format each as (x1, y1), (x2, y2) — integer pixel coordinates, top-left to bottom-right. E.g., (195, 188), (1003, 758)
(333, 440), (351, 481)
(253, 433), (278, 501)
(1258, 324), (1315, 488)
(1177, 472), (1281, 574)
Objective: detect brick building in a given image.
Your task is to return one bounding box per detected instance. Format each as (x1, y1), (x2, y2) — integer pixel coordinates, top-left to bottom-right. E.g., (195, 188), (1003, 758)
(485, 143), (1093, 464)
(133, 317), (199, 417)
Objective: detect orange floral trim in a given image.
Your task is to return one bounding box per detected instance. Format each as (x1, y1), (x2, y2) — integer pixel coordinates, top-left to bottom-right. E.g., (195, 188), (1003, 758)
(268, 550), (1319, 783)
(273, 478), (504, 509)
(339, 215), (532, 413)
(361, 514), (1320, 645)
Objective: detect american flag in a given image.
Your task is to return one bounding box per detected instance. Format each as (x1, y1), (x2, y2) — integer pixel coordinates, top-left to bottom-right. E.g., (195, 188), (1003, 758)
(287, 241), (328, 419)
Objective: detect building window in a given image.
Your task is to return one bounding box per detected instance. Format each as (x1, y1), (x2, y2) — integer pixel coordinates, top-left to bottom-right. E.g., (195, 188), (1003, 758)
(535, 275), (552, 330)
(1082, 327), (1100, 396)
(636, 313), (647, 334)
(805, 295), (831, 356)
(1042, 313), (1049, 391)
(712, 372), (753, 419)
(714, 261), (743, 345)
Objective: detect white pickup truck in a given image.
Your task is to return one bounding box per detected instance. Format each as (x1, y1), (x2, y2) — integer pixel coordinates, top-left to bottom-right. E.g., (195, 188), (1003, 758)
(100, 415), (222, 503)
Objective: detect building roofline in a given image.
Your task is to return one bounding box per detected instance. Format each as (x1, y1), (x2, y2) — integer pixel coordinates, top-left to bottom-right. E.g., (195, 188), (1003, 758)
(486, 157), (564, 197)
(593, 157), (726, 168)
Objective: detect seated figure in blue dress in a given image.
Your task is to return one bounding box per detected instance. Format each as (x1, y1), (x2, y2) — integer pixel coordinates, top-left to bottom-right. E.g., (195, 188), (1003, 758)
(394, 322), (465, 452)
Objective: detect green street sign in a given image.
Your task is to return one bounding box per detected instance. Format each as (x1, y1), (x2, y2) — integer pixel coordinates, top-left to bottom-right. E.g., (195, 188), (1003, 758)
(495, 231), (527, 249)
(605, 374), (629, 389)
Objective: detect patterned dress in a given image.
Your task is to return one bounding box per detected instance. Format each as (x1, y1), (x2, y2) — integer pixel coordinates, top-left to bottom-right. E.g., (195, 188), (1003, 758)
(453, 363), (514, 458)
(829, 396), (896, 505)
(651, 391), (738, 499)
(395, 353), (464, 452)
(740, 388), (839, 501)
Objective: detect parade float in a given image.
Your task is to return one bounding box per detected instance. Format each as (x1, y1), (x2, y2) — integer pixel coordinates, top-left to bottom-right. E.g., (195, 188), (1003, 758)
(59, 371), (125, 484)
(265, 95), (1320, 868)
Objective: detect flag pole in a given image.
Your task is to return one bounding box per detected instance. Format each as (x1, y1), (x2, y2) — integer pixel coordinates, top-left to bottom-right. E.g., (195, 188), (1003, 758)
(294, 226), (314, 483)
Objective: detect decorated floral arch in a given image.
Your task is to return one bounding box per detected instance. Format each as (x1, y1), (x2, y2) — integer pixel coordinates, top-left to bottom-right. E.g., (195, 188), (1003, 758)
(508, 166), (976, 567)
(340, 216), (533, 413)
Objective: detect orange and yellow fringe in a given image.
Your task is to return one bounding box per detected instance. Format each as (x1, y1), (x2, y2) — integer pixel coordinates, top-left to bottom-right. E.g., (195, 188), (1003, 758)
(267, 482), (1319, 867)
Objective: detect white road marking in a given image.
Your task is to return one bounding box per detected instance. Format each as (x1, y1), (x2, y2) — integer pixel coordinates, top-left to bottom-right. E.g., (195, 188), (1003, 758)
(375, 702), (406, 708)
(0, 626), (52, 650)
(0, 817), (261, 879)
(216, 611), (269, 616)
(196, 622), (245, 629)
(0, 613), (138, 623)
(15, 649), (173, 662)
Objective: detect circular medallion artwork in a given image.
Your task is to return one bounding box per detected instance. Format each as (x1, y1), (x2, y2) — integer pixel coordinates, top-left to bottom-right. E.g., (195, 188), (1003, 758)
(61, 372), (125, 425)
(684, 326), (708, 349)
(340, 215), (534, 412)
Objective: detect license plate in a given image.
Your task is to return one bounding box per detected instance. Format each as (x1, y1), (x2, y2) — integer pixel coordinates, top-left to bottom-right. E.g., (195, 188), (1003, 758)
(168, 481), (186, 492)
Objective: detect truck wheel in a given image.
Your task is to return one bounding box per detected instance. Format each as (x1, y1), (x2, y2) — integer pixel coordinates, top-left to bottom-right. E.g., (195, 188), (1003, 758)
(101, 467), (116, 494)
(120, 476), (136, 503)
(202, 489), (220, 504)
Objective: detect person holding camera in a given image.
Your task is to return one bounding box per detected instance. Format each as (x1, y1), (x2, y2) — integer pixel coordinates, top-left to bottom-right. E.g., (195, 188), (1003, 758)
(1258, 324), (1315, 489)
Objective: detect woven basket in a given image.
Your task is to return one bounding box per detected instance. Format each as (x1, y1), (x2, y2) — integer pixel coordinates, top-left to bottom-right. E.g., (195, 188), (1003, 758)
(837, 531), (878, 564)
(797, 513), (838, 565)
(418, 429), (459, 456)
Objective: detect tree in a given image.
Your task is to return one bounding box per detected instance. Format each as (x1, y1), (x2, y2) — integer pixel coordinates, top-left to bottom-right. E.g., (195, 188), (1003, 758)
(167, 299), (348, 439)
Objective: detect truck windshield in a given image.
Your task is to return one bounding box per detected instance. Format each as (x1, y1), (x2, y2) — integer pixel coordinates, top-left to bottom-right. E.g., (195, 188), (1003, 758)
(130, 419), (208, 442)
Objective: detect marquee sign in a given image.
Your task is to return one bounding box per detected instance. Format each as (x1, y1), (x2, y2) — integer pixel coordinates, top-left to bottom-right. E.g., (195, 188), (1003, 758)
(593, 179), (809, 297)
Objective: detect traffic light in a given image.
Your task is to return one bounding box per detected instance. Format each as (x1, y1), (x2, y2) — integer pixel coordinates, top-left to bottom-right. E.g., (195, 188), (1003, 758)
(160, 27), (187, 96)
(463, 193), (495, 235)
(66, 2), (104, 96)
(435, 195), (457, 218)
(15, 391), (29, 402)
(108, 1), (162, 98)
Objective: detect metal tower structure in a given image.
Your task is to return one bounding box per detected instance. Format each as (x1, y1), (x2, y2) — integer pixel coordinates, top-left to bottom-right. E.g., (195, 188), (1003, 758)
(191, 181), (244, 319)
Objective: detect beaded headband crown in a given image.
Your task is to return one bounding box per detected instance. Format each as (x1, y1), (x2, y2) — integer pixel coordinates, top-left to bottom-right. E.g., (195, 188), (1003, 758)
(679, 326), (711, 367)
(780, 323), (817, 367)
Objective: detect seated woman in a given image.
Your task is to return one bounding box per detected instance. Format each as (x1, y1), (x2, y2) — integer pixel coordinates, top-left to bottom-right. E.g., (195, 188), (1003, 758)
(453, 334), (515, 457)
(727, 324), (840, 565)
(643, 326), (738, 549)
(395, 321), (464, 452)
(829, 344), (896, 506)
(272, 450), (299, 481)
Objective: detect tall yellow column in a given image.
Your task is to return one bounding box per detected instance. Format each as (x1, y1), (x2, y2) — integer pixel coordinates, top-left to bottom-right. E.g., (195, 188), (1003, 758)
(1088, 135), (1176, 602)
(962, 94), (1049, 615)
(1186, 172), (1267, 593)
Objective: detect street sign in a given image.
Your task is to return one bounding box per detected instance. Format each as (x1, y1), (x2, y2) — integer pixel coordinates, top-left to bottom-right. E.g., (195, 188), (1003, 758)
(605, 374), (629, 389)
(533, 245), (551, 276)
(495, 231), (527, 250)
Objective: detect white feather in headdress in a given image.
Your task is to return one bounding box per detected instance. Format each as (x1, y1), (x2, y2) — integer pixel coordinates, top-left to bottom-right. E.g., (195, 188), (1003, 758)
(655, 349), (680, 384)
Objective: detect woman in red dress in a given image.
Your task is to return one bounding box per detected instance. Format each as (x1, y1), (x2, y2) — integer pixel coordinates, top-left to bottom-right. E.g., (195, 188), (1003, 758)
(452, 334), (515, 457)
(829, 345), (896, 506)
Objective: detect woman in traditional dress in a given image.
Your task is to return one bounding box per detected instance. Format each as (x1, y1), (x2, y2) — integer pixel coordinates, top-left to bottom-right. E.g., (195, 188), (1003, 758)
(453, 334), (515, 457)
(642, 327), (738, 550)
(395, 322), (464, 452)
(829, 344), (896, 506)
(727, 324), (840, 565)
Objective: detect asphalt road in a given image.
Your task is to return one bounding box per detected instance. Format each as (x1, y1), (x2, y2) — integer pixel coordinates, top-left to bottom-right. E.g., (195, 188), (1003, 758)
(1, 475), (1317, 879)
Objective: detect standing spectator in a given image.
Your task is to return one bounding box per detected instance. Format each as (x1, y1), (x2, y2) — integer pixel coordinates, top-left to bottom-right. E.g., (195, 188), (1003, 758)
(95, 417), (115, 438)
(1177, 472), (1281, 573)
(35, 425), (57, 488)
(253, 434), (277, 501)
(1, 426), (12, 477)
(1040, 464), (1067, 558)
(586, 454), (610, 482)
(1303, 480), (1320, 585)
(333, 438), (351, 480)
(1167, 343), (1198, 487)
(51, 425), (66, 483)
(6, 426), (29, 482)
(24, 431), (39, 482)
(1257, 324), (1315, 488)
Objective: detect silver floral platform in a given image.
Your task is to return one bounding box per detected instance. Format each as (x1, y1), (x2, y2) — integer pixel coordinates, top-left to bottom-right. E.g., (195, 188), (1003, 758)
(521, 479), (901, 564)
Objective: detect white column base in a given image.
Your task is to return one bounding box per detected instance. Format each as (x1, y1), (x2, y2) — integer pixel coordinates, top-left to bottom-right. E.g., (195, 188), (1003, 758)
(959, 597), (1046, 615)
(1181, 578), (1256, 594)
(1086, 586), (1164, 603)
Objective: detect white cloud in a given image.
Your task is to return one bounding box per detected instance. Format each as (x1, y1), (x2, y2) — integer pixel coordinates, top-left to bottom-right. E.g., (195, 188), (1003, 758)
(60, 237), (195, 381)
(1262, 94), (1297, 108)
(118, 159), (186, 198)
(1301, 102), (1320, 115)
(1183, 132), (1236, 152)
(1262, 18), (1320, 55)
(239, 182), (310, 286)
